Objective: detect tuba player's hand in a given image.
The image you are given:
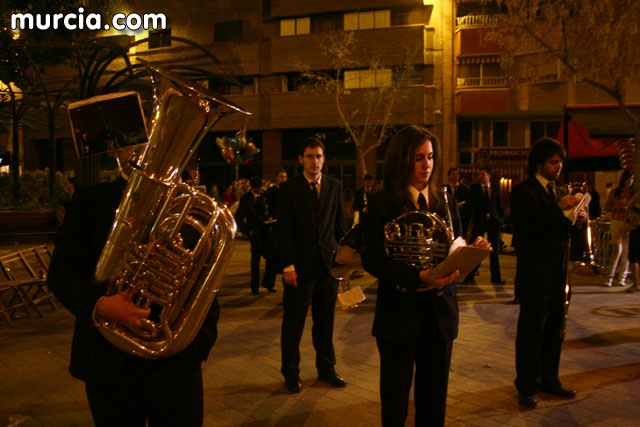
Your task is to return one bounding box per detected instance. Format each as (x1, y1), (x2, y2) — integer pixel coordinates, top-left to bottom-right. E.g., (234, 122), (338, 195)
(95, 288), (150, 327)
(417, 269), (459, 292)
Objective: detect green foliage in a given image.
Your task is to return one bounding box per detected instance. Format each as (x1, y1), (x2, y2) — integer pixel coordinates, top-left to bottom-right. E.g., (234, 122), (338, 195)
(0, 169), (68, 210)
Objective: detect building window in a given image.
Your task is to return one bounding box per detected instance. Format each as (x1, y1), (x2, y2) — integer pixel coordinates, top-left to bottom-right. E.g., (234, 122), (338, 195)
(344, 10), (391, 30)
(280, 17), (310, 36)
(148, 29), (171, 49)
(457, 56), (506, 88)
(344, 69), (392, 89)
(492, 121), (508, 147)
(214, 21), (242, 42)
(531, 120), (560, 145)
(210, 76), (256, 95)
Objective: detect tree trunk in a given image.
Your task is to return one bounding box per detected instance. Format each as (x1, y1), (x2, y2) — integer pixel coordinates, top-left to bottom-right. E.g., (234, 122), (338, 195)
(356, 145), (367, 180)
(48, 111), (57, 199)
(11, 108), (20, 205)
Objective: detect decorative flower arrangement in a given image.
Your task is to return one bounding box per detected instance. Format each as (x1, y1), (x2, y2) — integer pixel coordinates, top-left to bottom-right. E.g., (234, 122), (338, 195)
(216, 129), (259, 165)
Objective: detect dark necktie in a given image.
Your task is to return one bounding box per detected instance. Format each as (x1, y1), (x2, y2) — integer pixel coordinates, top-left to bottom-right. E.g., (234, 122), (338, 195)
(483, 185), (489, 199)
(310, 181), (319, 200)
(547, 182), (558, 202)
(418, 192), (428, 211)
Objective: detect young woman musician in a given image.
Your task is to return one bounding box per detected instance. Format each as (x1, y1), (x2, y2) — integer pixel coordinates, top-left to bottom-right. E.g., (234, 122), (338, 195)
(362, 125), (489, 426)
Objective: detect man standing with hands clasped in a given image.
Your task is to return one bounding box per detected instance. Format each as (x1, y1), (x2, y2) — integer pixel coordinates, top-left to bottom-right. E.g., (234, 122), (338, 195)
(276, 137), (347, 393)
(510, 138), (579, 409)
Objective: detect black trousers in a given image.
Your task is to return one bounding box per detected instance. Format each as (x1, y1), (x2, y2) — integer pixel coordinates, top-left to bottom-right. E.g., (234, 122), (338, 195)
(280, 273), (338, 377)
(466, 220), (502, 282)
(249, 234), (276, 291)
(515, 287), (566, 395)
(376, 325), (453, 427)
(85, 360), (203, 427)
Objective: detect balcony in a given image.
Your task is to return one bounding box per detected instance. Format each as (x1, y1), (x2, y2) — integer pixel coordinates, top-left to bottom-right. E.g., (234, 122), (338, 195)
(456, 14), (500, 29)
(457, 76), (508, 89)
(268, 85), (435, 129)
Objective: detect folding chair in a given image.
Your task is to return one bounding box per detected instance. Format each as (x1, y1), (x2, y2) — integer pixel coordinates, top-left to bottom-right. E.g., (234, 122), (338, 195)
(0, 246), (57, 321)
(17, 246), (58, 312)
(0, 254), (40, 326)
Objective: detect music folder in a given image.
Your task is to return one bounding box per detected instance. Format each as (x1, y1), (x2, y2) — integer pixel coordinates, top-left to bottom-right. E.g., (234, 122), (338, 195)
(429, 245), (492, 280)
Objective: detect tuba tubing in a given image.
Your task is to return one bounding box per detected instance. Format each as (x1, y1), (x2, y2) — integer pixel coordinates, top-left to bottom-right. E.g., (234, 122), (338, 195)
(95, 64), (249, 359)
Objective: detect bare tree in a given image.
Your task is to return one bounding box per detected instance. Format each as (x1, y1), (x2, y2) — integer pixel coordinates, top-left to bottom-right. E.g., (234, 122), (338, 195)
(484, 0), (640, 164)
(296, 31), (420, 178)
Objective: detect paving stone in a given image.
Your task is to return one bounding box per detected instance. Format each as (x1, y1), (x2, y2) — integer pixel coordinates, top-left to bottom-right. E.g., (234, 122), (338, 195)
(1, 241), (639, 425)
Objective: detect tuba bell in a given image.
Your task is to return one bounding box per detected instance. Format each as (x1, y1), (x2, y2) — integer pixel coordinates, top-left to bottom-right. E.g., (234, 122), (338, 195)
(94, 64), (250, 359)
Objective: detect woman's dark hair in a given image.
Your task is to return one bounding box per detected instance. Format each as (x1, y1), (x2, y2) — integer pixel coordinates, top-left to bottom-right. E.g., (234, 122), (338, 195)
(614, 170), (634, 198)
(527, 138), (566, 178)
(383, 125), (443, 210)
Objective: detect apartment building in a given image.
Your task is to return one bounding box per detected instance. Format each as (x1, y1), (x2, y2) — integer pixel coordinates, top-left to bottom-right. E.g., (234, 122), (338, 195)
(7, 0), (636, 193)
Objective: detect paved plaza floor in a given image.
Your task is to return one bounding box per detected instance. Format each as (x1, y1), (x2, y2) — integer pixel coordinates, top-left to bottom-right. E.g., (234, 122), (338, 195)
(1, 239), (639, 426)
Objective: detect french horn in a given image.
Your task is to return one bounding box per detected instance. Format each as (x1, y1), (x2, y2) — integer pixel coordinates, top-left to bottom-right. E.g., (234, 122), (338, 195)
(384, 211), (452, 269)
(94, 64), (250, 358)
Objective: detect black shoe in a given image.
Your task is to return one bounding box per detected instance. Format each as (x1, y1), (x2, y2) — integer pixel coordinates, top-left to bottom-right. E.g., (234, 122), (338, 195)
(266, 288), (277, 293)
(251, 289), (259, 295)
(463, 278), (477, 285)
(284, 376), (302, 393)
(518, 393), (538, 409)
(492, 279), (507, 285)
(541, 384), (576, 399)
(318, 371), (347, 388)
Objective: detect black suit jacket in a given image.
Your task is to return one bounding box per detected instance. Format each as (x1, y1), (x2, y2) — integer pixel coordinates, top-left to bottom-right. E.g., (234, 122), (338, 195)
(510, 177), (570, 295)
(468, 182), (505, 229)
(276, 174), (346, 280)
(235, 190), (267, 235)
(353, 186), (373, 213)
(362, 188), (462, 343)
(47, 178), (219, 384)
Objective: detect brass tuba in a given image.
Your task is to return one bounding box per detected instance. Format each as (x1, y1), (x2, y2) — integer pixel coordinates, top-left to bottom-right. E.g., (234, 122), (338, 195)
(94, 64), (250, 359)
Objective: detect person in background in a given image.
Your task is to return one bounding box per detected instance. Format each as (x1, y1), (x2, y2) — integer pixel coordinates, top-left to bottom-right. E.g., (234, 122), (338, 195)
(587, 181), (601, 219)
(220, 184), (237, 207)
(264, 169), (288, 220)
(626, 190), (640, 293)
(510, 138), (578, 409)
(464, 167), (506, 285)
(353, 174), (375, 223)
(276, 137), (347, 394)
(445, 167), (470, 237)
(209, 184), (221, 201)
(604, 171), (634, 287)
(235, 177), (276, 294)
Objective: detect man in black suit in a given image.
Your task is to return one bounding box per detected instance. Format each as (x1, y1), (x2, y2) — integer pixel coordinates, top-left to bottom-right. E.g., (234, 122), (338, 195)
(264, 168), (288, 220)
(236, 176), (276, 294)
(47, 150), (219, 426)
(353, 174), (375, 221)
(445, 167), (470, 237)
(510, 138), (578, 409)
(464, 167), (506, 284)
(276, 137), (347, 393)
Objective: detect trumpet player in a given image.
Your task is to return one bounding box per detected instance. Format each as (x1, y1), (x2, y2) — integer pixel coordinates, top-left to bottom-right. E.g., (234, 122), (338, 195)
(510, 138), (578, 409)
(47, 147), (220, 427)
(362, 126), (490, 426)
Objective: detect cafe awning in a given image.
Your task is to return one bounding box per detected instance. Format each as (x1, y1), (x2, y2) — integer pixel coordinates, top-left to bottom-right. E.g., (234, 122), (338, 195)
(558, 104), (640, 171)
